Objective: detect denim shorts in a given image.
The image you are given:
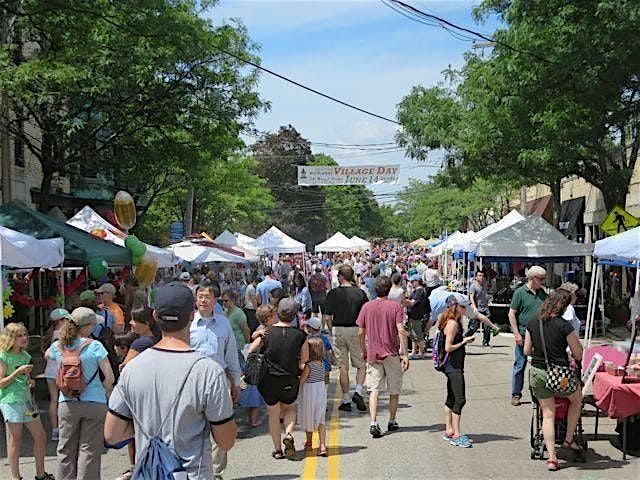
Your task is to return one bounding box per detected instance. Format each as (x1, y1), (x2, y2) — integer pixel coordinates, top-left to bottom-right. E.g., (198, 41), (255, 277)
(0, 401), (39, 423)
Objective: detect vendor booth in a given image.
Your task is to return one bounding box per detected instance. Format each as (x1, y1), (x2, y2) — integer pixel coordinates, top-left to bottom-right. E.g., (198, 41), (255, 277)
(167, 240), (252, 265)
(66, 206), (175, 267)
(250, 226), (306, 255)
(0, 227), (65, 330)
(350, 235), (371, 250)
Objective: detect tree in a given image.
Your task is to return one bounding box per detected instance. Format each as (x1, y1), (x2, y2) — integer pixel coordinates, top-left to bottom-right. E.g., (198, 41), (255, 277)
(136, 155), (273, 244)
(0, 0), (265, 212)
(397, 0), (640, 221)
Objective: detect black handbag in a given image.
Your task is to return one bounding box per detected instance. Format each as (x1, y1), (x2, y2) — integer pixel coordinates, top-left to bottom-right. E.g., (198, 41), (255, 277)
(244, 336), (269, 385)
(539, 320), (578, 394)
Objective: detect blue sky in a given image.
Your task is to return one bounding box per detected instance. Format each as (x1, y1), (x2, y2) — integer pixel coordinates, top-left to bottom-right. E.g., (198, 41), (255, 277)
(208, 0), (499, 202)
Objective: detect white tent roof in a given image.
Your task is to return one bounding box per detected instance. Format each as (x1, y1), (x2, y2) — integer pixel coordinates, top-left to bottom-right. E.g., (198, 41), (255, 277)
(167, 241), (251, 264)
(250, 226), (305, 254)
(452, 231), (478, 252)
(431, 231), (463, 255)
(350, 235), (371, 249)
(468, 210), (525, 252)
(0, 226), (64, 268)
(213, 230), (238, 247)
(477, 215), (593, 260)
(593, 227), (640, 267)
(67, 206), (175, 267)
(315, 232), (358, 252)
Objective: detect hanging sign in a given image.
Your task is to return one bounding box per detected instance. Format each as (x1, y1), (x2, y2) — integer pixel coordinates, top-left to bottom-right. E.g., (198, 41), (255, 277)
(297, 165), (400, 186)
(600, 205), (640, 237)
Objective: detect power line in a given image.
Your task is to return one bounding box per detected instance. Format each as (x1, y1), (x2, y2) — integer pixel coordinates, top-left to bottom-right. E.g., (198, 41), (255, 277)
(215, 47), (400, 125)
(383, 0), (557, 65)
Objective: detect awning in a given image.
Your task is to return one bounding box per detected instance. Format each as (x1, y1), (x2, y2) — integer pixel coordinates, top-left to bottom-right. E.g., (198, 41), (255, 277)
(559, 197), (585, 239)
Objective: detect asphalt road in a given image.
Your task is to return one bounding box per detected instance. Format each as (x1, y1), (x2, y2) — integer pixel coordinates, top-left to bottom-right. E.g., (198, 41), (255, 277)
(3, 333), (639, 479)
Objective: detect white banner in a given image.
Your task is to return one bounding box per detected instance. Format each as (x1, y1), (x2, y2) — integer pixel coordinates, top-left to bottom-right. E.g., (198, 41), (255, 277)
(297, 164), (400, 186)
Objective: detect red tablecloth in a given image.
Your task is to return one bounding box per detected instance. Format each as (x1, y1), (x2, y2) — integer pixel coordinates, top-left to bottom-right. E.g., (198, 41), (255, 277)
(583, 345), (627, 369)
(592, 372), (640, 419)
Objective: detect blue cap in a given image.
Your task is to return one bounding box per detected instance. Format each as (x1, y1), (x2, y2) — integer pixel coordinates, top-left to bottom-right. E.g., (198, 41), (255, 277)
(50, 308), (71, 322)
(155, 281), (195, 322)
(409, 274), (423, 282)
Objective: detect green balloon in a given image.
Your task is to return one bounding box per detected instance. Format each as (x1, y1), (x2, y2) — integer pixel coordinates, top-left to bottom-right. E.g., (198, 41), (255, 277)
(125, 235), (147, 259)
(88, 258), (108, 280)
(132, 252), (144, 266)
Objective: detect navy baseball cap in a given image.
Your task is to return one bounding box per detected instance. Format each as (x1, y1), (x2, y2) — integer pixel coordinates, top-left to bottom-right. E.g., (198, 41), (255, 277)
(155, 281), (195, 322)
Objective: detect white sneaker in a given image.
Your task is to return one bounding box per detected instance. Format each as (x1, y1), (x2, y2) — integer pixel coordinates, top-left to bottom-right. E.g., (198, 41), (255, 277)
(51, 428), (59, 441)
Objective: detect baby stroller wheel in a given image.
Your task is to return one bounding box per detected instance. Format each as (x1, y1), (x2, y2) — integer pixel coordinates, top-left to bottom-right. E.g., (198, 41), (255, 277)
(530, 449), (537, 460)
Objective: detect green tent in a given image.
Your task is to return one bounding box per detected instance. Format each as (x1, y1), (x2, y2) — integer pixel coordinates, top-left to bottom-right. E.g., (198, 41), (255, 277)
(0, 202), (131, 266)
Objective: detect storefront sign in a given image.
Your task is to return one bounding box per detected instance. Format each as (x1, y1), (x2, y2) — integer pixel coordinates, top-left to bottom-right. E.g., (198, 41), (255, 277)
(297, 165), (400, 186)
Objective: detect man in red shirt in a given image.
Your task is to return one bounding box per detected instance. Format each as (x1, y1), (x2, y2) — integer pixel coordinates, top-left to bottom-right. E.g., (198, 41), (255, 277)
(357, 276), (409, 438)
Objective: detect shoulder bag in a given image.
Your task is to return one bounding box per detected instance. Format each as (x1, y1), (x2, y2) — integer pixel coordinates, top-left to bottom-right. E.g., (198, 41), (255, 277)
(539, 319), (578, 394)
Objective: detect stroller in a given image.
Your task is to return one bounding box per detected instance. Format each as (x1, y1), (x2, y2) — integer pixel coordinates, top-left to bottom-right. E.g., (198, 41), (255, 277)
(530, 393), (587, 462)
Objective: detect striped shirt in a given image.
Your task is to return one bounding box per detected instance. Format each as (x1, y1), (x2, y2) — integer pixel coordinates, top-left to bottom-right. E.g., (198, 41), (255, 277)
(306, 361), (325, 384)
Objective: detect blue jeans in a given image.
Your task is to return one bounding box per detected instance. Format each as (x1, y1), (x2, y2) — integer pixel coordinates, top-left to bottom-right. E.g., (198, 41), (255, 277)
(464, 313), (492, 346)
(512, 343), (528, 398)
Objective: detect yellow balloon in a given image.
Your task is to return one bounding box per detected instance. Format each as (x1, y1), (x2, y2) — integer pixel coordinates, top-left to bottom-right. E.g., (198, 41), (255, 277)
(134, 253), (158, 288)
(114, 191), (136, 230)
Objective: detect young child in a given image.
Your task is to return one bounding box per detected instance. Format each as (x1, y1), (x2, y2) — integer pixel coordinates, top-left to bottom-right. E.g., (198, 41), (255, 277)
(241, 304), (275, 427)
(114, 332), (136, 364)
(0, 323), (54, 480)
(299, 336), (328, 457)
(304, 316), (335, 386)
(42, 308), (70, 442)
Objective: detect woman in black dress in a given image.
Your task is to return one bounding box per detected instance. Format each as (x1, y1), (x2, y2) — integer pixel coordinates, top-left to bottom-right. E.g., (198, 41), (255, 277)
(248, 297), (308, 459)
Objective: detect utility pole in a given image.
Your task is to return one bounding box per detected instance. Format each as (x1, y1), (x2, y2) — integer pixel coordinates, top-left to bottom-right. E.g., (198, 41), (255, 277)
(0, 8), (13, 204)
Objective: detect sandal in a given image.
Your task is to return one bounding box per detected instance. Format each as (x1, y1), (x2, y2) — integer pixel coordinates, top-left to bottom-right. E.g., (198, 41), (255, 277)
(272, 450), (284, 460)
(562, 439), (584, 452)
(283, 434), (296, 457)
(318, 446), (328, 457)
(303, 441), (313, 450)
(547, 459), (559, 471)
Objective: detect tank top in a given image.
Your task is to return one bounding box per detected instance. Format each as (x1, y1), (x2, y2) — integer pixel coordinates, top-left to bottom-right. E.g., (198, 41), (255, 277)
(263, 325), (306, 377)
(446, 319), (465, 371)
(306, 361), (325, 384)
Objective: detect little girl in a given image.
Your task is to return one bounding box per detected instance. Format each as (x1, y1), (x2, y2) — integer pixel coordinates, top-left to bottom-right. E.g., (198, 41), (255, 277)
(42, 308), (70, 442)
(0, 323), (54, 480)
(241, 304), (274, 427)
(299, 336), (328, 457)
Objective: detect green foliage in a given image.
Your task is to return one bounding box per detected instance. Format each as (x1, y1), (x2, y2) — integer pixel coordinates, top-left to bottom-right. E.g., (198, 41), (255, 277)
(397, 0), (640, 216)
(0, 0), (265, 212)
(135, 156), (273, 244)
(393, 177), (515, 239)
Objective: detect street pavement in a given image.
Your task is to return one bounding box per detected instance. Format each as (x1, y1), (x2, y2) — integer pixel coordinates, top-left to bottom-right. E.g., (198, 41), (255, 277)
(2, 333), (639, 479)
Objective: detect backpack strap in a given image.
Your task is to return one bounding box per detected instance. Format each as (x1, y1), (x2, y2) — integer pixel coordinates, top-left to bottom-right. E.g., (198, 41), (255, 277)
(58, 338), (93, 358)
(119, 356), (207, 441)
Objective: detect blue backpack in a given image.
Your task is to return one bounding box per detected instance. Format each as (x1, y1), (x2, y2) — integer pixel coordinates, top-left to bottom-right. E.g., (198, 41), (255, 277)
(122, 358), (206, 480)
(432, 328), (449, 372)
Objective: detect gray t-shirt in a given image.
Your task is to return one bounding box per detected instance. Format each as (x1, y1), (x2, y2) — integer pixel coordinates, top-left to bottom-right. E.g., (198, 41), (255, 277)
(108, 348), (233, 479)
(469, 280), (489, 310)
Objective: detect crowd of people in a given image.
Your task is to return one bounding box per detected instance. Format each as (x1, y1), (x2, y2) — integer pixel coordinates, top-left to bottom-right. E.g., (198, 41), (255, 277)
(0, 241), (594, 479)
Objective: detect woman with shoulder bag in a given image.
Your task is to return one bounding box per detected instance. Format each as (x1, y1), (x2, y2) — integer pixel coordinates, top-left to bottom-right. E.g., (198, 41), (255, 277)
(525, 289), (583, 471)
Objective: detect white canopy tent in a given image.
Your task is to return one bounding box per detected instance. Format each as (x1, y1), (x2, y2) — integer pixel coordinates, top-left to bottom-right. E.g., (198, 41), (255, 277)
(0, 227), (65, 330)
(350, 235), (371, 250)
(250, 226), (305, 255)
(67, 206), (175, 267)
(167, 241), (252, 265)
(585, 227), (640, 352)
(213, 230), (238, 247)
(477, 215), (594, 261)
(431, 231), (463, 255)
(316, 232), (358, 252)
(468, 210), (525, 253)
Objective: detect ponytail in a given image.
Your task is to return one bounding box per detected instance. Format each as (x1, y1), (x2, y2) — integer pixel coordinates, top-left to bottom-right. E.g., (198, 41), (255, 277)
(59, 319), (80, 347)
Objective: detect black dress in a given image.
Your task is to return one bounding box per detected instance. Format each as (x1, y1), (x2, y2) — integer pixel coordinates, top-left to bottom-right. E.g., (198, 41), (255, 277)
(258, 326), (307, 405)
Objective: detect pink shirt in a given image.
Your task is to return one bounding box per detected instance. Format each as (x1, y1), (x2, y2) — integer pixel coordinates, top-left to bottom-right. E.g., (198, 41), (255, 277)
(357, 298), (404, 363)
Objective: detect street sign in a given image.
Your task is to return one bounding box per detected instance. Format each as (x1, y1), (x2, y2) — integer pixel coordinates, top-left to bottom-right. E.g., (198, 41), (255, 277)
(169, 221), (184, 240)
(600, 205), (640, 236)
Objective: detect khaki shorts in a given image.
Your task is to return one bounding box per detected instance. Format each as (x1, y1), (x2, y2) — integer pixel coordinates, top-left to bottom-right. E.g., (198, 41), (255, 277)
(366, 355), (404, 395)
(408, 319), (424, 342)
(332, 326), (365, 370)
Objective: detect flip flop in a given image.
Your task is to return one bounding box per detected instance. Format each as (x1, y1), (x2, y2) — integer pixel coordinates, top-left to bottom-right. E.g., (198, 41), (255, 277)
(283, 434), (296, 457)
(272, 450), (284, 460)
(547, 459), (559, 471)
(562, 439), (584, 453)
(318, 447), (328, 457)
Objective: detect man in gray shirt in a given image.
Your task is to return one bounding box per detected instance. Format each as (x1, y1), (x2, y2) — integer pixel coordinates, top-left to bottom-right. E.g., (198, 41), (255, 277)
(464, 270), (494, 347)
(104, 281), (236, 480)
